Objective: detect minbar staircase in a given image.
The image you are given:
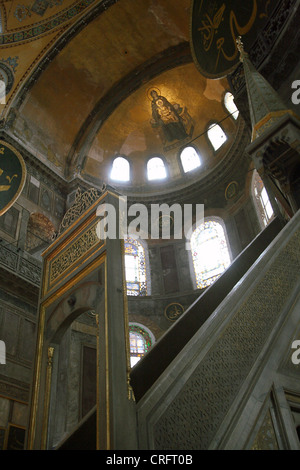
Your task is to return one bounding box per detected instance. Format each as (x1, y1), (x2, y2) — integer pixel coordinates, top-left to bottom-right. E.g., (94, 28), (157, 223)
(57, 214), (300, 450)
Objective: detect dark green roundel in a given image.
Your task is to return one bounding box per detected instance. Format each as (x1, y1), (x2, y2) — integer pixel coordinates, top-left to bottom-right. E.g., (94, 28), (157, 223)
(0, 141), (26, 216)
(190, 0), (280, 78)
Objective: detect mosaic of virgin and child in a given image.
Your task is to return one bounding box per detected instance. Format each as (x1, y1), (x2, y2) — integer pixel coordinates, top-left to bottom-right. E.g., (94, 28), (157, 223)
(149, 89), (194, 149)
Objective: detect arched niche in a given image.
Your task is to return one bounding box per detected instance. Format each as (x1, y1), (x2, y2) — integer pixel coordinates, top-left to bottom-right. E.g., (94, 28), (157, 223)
(43, 281), (105, 449)
(47, 281), (104, 344)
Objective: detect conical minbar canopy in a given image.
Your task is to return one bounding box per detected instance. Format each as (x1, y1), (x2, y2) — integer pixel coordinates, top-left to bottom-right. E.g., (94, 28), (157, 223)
(236, 36), (297, 140)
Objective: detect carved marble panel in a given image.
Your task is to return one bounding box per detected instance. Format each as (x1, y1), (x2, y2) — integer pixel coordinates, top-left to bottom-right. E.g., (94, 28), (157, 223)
(153, 229), (300, 449)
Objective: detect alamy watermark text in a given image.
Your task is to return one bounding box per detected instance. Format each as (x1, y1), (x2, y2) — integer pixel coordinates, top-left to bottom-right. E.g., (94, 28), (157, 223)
(0, 340), (5, 364)
(291, 340), (300, 365)
(95, 197), (204, 250)
(291, 80), (300, 105)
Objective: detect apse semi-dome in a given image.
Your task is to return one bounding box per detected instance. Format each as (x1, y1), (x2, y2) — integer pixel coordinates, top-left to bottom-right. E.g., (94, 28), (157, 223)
(83, 63), (241, 196)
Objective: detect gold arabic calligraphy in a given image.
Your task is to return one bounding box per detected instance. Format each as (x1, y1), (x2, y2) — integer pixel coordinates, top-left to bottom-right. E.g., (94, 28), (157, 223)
(0, 148), (18, 191)
(166, 304), (184, 321)
(197, 1), (259, 71)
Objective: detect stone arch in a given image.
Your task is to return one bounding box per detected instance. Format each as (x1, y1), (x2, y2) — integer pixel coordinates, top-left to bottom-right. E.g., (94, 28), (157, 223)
(45, 281), (104, 448)
(47, 281), (104, 344)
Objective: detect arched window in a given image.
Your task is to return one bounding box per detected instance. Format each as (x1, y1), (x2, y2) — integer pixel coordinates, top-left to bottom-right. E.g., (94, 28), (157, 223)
(180, 146), (201, 173)
(252, 170), (274, 227)
(110, 156), (130, 182)
(124, 237), (147, 296)
(129, 324), (154, 367)
(191, 219), (231, 289)
(224, 92), (239, 120)
(147, 157), (167, 181)
(207, 123), (227, 151)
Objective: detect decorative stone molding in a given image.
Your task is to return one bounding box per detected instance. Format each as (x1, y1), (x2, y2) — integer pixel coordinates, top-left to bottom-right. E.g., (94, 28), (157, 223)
(57, 185), (106, 236)
(0, 243), (41, 287)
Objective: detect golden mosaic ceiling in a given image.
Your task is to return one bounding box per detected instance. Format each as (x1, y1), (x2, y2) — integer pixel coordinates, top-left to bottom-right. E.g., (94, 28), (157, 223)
(0, 0), (241, 195)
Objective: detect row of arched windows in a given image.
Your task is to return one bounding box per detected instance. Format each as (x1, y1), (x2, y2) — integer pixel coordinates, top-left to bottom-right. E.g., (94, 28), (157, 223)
(123, 171), (274, 297)
(128, 219), (228, 362)
(124, 218), (231, 297)
(110, 92), (239, 183)
(128, 171), (274, 368)
(127, 217), (231, 367)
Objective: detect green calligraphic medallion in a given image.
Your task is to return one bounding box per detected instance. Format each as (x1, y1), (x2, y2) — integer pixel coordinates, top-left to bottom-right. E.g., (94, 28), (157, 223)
(190, 0), (281, 78)
(0, 141), (26, 216)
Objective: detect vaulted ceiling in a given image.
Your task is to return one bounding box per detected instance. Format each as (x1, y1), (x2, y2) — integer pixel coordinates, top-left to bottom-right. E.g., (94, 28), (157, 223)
(1, 0), (288, 198)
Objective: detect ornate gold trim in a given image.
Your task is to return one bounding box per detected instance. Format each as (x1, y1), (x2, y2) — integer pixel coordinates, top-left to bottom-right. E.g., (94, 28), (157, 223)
(43, 212), (105, 296)
(42, 190), (109, 258)
(252, 110), (300, 140)
(95, 311), (100, 449)
(120, 238), (135, 402)
(27, 304), (46, 449)
(28, 253), (106, 449)
(48, 219), (104, 287)
(104, 257), (110, 450)
(57, 186), (106, 236)
(0, 140), (27, 216)
(41, 346), (54, 450)
(46, 252), (106, 308)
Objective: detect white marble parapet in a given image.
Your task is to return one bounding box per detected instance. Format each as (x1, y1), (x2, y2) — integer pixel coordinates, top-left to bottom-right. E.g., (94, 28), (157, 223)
(137, 209), (300, 450)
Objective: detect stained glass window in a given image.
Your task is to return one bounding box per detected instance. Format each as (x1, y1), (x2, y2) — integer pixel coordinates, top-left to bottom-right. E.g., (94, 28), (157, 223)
(129, 324), (153, 367)
(191, 220), (231, 289)
(124, 237), (147, 296)
(224, 92), (239, 120)
(147, 157), (167, 181)
(180, 146), (201, 173)
(207, 123), (227, 151)
(253, 170), (274, 227)
(110, 156), (130, 182)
